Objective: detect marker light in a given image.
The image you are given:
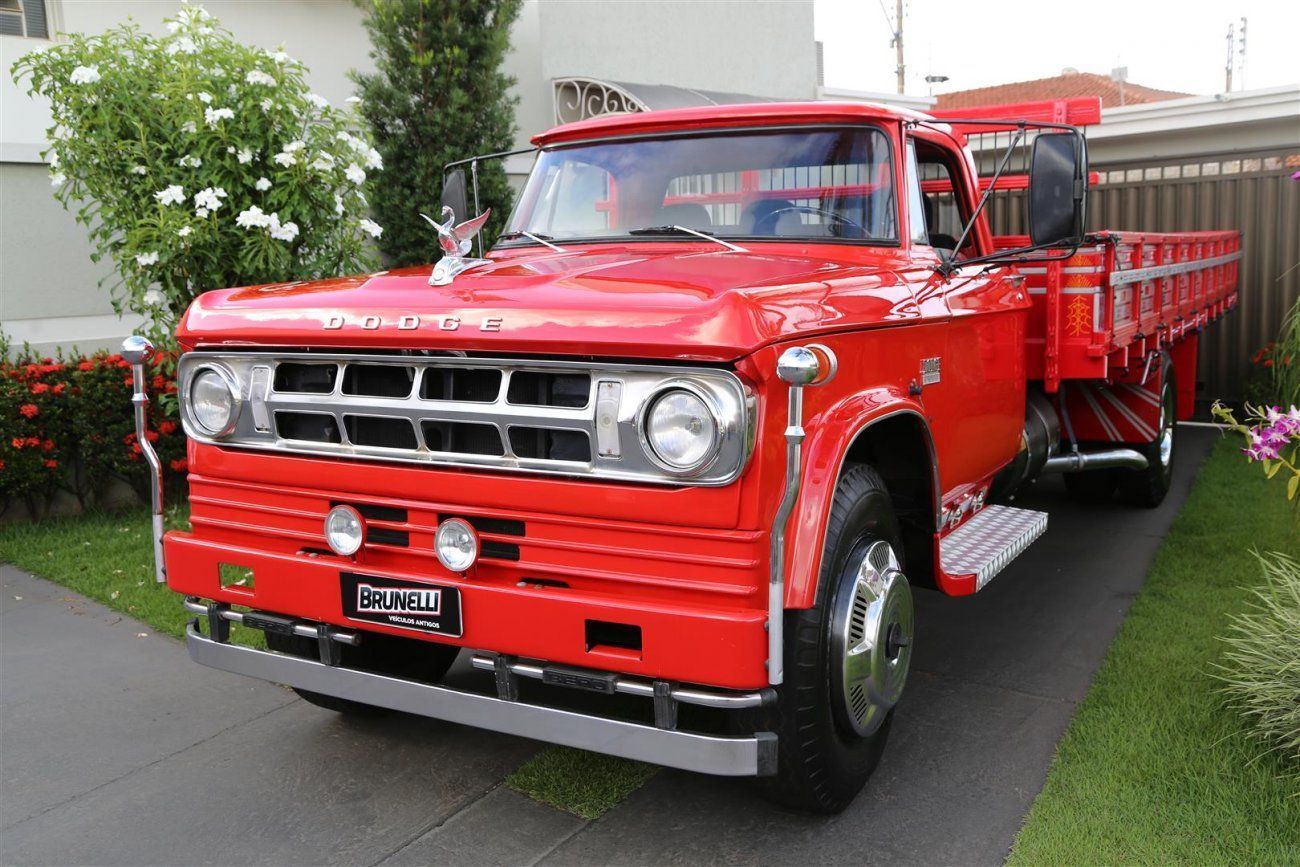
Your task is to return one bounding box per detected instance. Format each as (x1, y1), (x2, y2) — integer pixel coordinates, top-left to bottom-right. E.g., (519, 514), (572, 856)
(435, 518), (478, 573)
(324, 505), (365, 556)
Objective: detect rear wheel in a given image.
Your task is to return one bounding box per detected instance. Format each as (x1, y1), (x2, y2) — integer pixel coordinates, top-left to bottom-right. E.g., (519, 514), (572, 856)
(1117, 354), (1177, 508)
(754, 463), (913, 814)
(265, 629), (459, 715)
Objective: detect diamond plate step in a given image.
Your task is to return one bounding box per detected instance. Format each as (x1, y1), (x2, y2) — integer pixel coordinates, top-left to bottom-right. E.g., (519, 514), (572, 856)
(940, 504), (1048, 591)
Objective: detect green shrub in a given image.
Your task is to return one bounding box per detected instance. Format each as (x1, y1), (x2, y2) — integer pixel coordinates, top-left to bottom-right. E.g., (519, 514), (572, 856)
(1, 343), (185, 516)
(352, 0), (521, 264)
(9, 3), (382, 348)
(1215, 551), (1300, 785)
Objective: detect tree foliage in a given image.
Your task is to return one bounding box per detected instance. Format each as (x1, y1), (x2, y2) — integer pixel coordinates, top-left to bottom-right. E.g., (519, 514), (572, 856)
(10, 4), (384, 348)
(352, 0), (521, 266)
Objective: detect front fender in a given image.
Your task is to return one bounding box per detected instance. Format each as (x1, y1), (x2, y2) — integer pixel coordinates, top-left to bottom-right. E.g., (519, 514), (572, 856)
(784, 387), (936, 609)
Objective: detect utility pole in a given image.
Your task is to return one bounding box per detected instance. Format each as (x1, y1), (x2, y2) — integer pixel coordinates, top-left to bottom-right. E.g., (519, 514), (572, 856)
(894, 0), (905, 94)
(1238, 17), (1248, 90)
(1224, 22), (1234, 93)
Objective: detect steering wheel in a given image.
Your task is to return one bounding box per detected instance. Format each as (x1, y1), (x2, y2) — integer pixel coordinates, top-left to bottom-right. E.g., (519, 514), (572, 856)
(755, 205), (866, 238)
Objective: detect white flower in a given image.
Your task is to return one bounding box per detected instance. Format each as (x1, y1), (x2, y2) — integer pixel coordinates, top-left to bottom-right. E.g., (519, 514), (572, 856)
(310, 153), (335, 171)
(345, 163), (365, 185)
(181, 120), (197, 134)
(195, 207), (209, 218)
(166, 20), (182, 34)
(346, 96), (361, 105)
(204, 106), (234, 127)
(364, 147), (383, 171)
(305, 93), (329, 110)
(70, 66), (101, 85)
(178, 4), (211, 23)
(237, 148), (254, 164)
(334, 193), (345, 215)
(48, 149), (60, 168)
(196, 91), (212, 104)
(193, 186), (227, 211)
(271, 50), (291, 64)
(154, 185), (185, 206)
(268, 214), (299, 242)
(260, 98), (274, 112)
(166, 37), (197, 56)
(254, 176), (271, 191)
(49, 172), (66, 187)
(245, 70), (276, 87)
(131, 165), (148, 175)
(136, 252), (160, 267)
(143, 288), (166, 305)
(178, 155), (201, 168)
(359, 219), (383, 239)
(283, 140), (306, 153)
(177, 225), (193, 238)
(236, 205), (272, 229)
(272, 151), (297, 167)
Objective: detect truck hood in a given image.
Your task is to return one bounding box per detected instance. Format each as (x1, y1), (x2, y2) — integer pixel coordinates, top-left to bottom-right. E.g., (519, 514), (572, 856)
(179, 243), (921, 362)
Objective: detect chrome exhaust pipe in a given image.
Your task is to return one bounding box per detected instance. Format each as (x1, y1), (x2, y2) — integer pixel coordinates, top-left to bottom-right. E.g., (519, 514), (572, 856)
(1042, 448), (1149, 473)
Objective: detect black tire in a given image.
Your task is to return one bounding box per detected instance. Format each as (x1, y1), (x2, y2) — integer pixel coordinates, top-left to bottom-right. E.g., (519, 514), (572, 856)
(1116, 354), (1177, 508)
(752, 463), (911, 814)
(265, 629), (459, 715)
(1063, 467), (1118, 504)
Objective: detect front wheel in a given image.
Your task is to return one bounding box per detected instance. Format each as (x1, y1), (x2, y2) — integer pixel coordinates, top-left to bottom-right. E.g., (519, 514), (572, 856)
(754, 463), (914, 813)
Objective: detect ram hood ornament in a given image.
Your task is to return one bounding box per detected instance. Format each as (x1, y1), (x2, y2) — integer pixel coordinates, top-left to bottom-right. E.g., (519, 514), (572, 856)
(422, 206), (492, 286)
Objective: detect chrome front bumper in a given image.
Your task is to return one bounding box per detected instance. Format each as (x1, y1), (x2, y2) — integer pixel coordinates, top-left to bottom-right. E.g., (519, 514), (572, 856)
(185, 620), (776, 777)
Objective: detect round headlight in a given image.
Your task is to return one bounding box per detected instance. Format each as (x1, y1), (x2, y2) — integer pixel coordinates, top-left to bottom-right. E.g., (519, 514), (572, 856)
(435, 518), (478, 573)
(324, 505), (365, 556)
(190, 368), (238, 436)
(645, 388), (719, 472)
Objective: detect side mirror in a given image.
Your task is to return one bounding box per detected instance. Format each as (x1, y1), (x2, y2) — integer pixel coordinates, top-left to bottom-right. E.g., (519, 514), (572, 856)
(441, 167), (469, 220)
(1028, 132), (1087, 247)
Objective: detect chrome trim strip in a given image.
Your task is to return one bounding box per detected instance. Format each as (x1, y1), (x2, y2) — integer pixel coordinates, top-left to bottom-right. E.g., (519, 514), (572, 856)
(468, 654), (767, 709)
(186, 622), (774, 776)
(177, 352), (753, 487)
(1108, 251), (1241, 287)
(123, 336), (165, 584)
(182, 597), (362, 645)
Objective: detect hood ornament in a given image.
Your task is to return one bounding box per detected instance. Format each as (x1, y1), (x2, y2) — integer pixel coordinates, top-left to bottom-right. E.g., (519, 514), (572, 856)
(422, 206), (491, 286)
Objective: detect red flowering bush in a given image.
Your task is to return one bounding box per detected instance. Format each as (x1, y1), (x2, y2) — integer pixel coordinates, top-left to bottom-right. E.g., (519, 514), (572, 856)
(1, 341), (186, 515)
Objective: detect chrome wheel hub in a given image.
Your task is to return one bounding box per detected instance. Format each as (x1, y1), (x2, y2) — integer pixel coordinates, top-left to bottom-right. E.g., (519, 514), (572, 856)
(1158, 391), (1174, 469)
(831, 540), (914, 738)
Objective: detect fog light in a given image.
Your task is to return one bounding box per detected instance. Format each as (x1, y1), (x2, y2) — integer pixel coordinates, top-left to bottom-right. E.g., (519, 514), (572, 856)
(324, 505), (365, 556)
(435, 518), (478, 573)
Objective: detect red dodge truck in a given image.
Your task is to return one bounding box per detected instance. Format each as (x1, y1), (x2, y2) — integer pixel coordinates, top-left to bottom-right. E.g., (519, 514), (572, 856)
(124, 97), (1238, 812)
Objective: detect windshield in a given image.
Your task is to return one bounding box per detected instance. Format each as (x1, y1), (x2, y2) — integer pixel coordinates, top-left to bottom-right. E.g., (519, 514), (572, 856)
(504, 127), (897, 245)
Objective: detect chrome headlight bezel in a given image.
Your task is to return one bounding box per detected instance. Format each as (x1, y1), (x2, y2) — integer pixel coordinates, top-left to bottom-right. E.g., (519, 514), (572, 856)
(637, 381), (724, 477)
(182, 363), (242, 438)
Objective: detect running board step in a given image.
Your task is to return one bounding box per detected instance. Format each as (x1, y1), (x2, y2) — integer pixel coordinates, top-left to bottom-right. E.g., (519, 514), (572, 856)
(939, 504), (1048, 593)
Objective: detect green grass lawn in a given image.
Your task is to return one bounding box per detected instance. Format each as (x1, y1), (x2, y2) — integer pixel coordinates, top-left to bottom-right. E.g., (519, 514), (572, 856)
(1010, 438), (1300, 864)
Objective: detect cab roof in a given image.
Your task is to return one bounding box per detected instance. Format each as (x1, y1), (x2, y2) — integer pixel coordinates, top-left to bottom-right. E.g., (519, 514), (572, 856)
(531, 101), (937, 147)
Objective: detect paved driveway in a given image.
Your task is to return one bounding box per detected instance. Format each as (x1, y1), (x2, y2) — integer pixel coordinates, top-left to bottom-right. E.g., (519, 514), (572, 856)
(0, 428), (1215, 866)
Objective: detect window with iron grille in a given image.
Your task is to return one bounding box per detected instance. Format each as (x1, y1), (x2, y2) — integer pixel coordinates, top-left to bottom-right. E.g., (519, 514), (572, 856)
(0, 0), (49, 38)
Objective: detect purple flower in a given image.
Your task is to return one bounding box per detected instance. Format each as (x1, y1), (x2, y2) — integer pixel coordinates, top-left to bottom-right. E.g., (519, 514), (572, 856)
(1244, 430), (1283, 461)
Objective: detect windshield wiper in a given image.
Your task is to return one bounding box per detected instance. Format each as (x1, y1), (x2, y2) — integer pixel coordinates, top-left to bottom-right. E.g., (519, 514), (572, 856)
(496, 230), (566, 252)
(627, 225), (747, 252)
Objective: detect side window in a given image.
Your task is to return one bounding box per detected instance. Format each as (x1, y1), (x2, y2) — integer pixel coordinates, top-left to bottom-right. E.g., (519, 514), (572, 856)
(905, 141), (929, 246)
(915, 142), (973, 257)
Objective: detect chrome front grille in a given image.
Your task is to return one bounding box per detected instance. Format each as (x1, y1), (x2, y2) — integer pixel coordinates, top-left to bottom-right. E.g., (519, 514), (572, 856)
(177, 352), (754, 486)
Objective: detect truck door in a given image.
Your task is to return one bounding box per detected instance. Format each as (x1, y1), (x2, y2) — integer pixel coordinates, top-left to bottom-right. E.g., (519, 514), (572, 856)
(905, 134), (1027, 493)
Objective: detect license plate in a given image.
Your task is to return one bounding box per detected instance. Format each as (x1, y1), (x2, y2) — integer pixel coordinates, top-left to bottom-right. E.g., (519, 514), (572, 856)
(340, 572), (463, 637)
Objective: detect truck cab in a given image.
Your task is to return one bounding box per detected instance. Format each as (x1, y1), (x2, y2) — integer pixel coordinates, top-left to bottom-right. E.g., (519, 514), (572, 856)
(129, 100), (1236, 813)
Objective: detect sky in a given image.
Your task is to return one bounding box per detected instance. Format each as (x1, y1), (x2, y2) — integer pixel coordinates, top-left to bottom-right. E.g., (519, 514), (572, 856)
(813, 0), (1299, 98)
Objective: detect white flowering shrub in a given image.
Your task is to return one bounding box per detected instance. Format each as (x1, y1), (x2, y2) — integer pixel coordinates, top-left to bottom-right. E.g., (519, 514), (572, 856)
(11, 4), (384, 345)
